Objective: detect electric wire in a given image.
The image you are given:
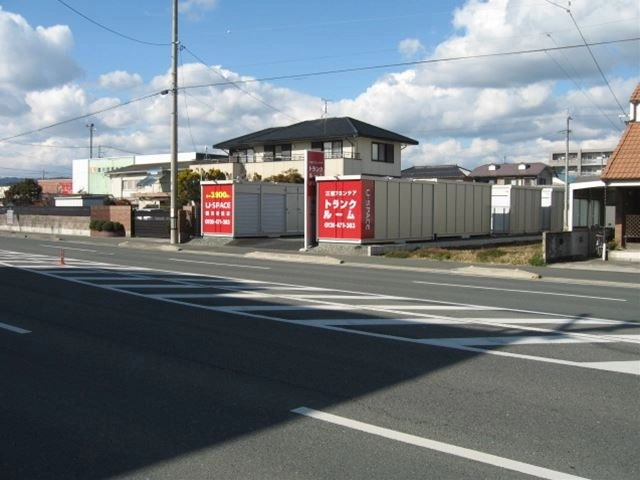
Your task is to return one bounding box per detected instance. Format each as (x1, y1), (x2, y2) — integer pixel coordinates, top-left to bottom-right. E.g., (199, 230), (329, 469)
(544, 33), (621, 130)
(0, 91), (164, 143)
(179, 49), (198, 153)
(180, 38), (639, 91)
(1, 37), (636, 147)
(567, 10), (627, 115)
(182, 45), (299, 122)
(55, 0), (168, 46)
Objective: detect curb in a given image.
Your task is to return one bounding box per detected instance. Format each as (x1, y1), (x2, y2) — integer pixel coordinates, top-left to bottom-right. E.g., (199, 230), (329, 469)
(452, 265), (541, 280)
(244, 251), (344, 265)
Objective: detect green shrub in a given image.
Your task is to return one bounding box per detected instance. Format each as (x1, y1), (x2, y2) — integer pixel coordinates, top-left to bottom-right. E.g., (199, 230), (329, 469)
(89, 220), (124, 232)
(89, 219), (103, 231)
(528, 252), (546, 266)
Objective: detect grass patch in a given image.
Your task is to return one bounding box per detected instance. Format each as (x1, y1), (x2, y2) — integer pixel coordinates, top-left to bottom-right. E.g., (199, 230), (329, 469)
(386, 242), (545, 266)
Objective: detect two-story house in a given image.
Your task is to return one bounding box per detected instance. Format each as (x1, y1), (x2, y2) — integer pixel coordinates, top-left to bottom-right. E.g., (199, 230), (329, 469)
(211, 116), (419, 179)
(468, 162), (554, 186)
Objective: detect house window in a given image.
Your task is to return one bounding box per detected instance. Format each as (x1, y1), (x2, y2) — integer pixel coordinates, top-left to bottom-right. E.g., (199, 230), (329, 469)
(311, 140), (343, 159)
(372, 142), (394, 163)
(233, 149), (254, 163)
(123, 179), (137, 190)
(265, 144), (291, 161)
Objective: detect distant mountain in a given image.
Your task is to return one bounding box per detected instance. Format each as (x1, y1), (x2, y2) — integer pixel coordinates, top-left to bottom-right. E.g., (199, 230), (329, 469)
(0, 177), (22, 187)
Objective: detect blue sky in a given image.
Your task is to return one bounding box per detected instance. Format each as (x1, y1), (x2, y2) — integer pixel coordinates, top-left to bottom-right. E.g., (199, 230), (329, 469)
(0, 0), (638, 177)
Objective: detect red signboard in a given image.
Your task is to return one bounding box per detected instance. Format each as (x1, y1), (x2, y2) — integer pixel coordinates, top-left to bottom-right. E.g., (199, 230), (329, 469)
(317, 179), (375, 240)
(304, 150), (325, 248)
(201, 183), (233, 235)
(306, 150), (325, 196)
(38, 179), (73, 195)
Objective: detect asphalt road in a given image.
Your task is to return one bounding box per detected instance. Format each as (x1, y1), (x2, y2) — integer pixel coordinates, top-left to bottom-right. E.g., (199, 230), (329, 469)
(0, 235), (638, 479)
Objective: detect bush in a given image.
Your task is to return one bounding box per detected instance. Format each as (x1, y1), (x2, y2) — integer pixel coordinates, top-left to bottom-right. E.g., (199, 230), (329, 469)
(528, 252), (546, 266)
(90, 220), (124, 232)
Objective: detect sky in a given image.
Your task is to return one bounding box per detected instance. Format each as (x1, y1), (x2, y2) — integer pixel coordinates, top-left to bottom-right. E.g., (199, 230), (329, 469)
(0, 0), (638, 179)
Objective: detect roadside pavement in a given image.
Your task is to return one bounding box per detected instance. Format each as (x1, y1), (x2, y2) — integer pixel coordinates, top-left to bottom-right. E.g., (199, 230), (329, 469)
(1, 231), (638, 286)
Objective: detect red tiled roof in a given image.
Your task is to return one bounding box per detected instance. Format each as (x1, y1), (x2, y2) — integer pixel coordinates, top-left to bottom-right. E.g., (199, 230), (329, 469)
(601, 83), (640, 181)
(601, 122), (640, 180)
(631, 83), (640, 104)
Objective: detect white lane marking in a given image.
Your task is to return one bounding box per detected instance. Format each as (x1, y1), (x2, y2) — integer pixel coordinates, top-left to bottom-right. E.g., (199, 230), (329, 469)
(287, 294), (401, 300)
(423, 335), (612, 347)
(581, 361), (640, 375)
(0, 322), (31, 334)
(40, 244), (115, 255)
(414, 280), (627, 302)
(310, 325), (640, 376)
(349, 305), (488, 310)
(2, 249), (636, 374)
(291, 407), (592, 480)
(169, 258), (270, 270)
(152, 292), (272, 299)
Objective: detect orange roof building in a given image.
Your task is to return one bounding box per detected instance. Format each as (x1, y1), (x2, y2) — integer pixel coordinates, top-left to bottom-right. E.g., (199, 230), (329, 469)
(600, 83), (640, 245)
(602, 83), (640, 181)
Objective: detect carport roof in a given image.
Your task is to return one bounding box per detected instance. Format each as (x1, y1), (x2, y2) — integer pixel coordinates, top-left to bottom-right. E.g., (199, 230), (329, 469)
(213, 117), (419, 150)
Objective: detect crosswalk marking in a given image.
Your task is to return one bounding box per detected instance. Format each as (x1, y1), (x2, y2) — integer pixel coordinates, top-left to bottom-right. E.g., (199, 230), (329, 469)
(1, 249), (638, 376)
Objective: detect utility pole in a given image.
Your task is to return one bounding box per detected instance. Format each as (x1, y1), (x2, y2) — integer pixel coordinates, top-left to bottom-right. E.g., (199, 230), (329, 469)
(86, 122), (95, 159)
(170, 0), (179, 245)
(562, 115), (572, 231)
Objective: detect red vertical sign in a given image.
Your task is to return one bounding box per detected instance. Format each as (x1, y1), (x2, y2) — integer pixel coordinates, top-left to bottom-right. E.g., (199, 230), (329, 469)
(318, 179), (375, 240)
(304, 150), (325, 248)
(201, 183), (234, 235)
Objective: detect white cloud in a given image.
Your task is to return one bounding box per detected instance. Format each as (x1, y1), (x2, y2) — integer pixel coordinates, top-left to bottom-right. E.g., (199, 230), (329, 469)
(0, 1), (636, 177)
(398, 38), (425, 59)
(0, 8), (80, 91)
(178, 0), (219, 19)
(99, 71), (143, 91)
(25, 84), (87, 126)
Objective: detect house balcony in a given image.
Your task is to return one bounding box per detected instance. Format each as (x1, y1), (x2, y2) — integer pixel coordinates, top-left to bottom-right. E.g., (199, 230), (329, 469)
(228, 151), (361, 163)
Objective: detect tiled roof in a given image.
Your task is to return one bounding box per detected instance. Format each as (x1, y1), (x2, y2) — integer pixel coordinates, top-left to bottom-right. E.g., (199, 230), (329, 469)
(401, 164), (470, 179)
(601, 122), (640, 180)
(469, 162), (551, 178)
(630, 83), (640, 104)
(214, 117), (419, 149)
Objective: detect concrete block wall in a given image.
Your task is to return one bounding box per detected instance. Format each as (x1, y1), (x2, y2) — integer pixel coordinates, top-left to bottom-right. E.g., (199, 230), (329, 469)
(543, 230), (592, 263)
(0, 213), (90, 236)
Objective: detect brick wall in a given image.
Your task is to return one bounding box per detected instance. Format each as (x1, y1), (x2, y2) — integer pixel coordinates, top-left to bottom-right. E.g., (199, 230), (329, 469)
(91, 205), (132, 237)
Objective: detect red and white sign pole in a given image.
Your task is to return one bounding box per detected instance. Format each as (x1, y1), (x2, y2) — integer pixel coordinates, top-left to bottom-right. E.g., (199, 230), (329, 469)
(303, 150), (325, 250)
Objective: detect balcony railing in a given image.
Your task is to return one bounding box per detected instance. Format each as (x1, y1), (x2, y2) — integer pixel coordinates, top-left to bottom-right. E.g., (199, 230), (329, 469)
(228, 151), (361, 164)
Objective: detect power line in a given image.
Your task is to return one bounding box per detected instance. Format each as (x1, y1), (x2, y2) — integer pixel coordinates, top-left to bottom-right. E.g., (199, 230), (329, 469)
(544, 33), (621, 130)
(0, 91), (164, 143)
(180, 37), (639, 91)
(55, 0), (168, 46)
(541, 0), (628, 116)
(1, 37), (636, 148)
(567, 10), (627, 115)
(182, 45), (299, 122)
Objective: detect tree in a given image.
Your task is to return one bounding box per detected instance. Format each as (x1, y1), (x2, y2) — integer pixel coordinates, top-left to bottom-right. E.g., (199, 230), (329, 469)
(177, 168), (226, 206)
(264, 168), (304, 183)
(4, 179), (42, 205)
